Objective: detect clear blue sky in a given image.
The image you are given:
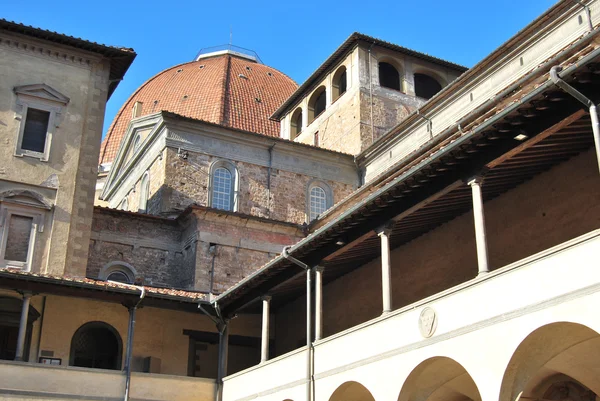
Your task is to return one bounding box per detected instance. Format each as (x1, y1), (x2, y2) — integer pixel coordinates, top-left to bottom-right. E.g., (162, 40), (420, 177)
(4, 0), (556, 137)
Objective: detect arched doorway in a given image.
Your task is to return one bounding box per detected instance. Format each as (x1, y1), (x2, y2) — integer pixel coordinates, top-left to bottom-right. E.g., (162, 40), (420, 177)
(398, 357), (482, 401)
(0, 296), (40, 361)
(329, 381), (376, 401)
(499, 322), (600, 401)
(70, 322), (123, 370)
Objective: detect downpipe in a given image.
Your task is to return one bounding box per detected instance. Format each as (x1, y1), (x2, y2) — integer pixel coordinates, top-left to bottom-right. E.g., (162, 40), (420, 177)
(112, 283), (146, 401)
(282, 246), (314, 401)
(550, 65), (600, 174)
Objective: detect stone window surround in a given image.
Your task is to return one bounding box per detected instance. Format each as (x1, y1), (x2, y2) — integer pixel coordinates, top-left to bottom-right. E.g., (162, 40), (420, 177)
(98, 261), (137, 284)
(208, 159), (240, 212)
(138, 171), (150, 213)
(13, 84), (69, 162)
(305, 179), (333, 223)
(0, 202), (45, 271)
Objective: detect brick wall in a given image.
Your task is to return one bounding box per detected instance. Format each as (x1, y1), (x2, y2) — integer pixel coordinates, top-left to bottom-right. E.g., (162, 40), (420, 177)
(158, 148), (354, 224)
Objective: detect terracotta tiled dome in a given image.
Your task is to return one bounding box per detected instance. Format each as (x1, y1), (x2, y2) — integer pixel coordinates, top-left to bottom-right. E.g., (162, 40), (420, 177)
(99, 52), (298, 164)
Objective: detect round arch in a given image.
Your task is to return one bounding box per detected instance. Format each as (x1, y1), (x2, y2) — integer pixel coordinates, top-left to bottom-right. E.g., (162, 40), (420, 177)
(70, 321), (123, 370)
(332, 65), (348, 102)
(499, 322), (600, 401)
(398, 357), (482, 401)
(308, 86), (327, 124)
(329, 381), (376, 401)
(98, 261), (137, 284)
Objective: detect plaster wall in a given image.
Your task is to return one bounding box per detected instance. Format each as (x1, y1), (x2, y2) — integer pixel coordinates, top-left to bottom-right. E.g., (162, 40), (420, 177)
(34, 294), (261, 376)
(274, 149), (600, 354)
(0, 360), (216, 401)
(223, 236), (600, 401)
(0, 32), (111, 277)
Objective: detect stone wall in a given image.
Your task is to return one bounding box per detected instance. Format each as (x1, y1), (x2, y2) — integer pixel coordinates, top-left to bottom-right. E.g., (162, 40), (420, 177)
(88, 208), (186, 287)
(158, 148), (354, 224)
(274, 149), (600, 355)
(0, 31), (112, 277)
(88, 206), (303, 292)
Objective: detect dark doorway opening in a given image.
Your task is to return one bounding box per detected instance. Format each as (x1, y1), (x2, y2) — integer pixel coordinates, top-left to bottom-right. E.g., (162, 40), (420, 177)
(70, 322), (122, 370)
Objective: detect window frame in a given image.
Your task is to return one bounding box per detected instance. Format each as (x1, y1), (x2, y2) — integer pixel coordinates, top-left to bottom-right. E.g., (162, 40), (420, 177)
(378, 61), (403, 92)
(208, 160), (239, 212)
(0, 203), (45, 271)
(14, 85), (69, 162)
(306, 180), (333, 223)
(332, 65), (348, 102)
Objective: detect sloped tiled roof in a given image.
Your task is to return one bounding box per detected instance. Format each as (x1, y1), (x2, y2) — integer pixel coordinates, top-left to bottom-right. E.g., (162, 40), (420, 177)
(99, 54), (298, 164)
(0, 268), (208, 302)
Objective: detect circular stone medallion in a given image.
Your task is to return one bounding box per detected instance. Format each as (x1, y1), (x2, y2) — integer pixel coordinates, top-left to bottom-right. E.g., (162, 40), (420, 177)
(418, 307), (438, 338)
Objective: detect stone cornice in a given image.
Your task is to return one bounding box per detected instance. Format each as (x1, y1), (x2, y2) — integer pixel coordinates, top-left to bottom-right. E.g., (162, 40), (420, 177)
(0, 31), (99, 70)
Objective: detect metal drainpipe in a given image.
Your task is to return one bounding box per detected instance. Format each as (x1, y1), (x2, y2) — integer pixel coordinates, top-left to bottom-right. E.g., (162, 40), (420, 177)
(282, 246), (313, 401)
(416, 109), (433, 139)
(112, 282), (146, 401)
(550, 65), (600, 174)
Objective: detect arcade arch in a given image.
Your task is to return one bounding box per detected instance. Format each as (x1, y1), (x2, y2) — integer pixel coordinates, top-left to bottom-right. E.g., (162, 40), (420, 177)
(329, 381), (376, 401)
(398, 357), (482, 401)
(499, 322), (600, 401)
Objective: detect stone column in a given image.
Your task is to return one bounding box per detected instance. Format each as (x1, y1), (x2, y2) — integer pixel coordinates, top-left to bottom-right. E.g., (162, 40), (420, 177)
(314, 266), (324, 341)
(15, 292), (32, 361)
(468, 176), (490, 275)
(260, 296), (271, 363)
(377, 224), (394, 313)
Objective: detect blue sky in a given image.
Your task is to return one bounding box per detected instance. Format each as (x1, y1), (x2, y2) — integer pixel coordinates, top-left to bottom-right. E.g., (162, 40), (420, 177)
(4, 0), (556, 137)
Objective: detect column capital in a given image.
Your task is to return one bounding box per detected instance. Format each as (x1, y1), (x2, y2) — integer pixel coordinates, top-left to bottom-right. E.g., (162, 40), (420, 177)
(467, 175), (485, 186)
(18, 290), (33, 299)
(313, 266), (325, 273)
(376, 221), (394, 237)
(261, 295), (272, 302)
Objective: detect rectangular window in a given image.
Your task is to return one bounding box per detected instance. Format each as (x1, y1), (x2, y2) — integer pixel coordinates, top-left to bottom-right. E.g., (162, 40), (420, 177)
(4, 215), (34, 262)
(21, 108), (50, 153)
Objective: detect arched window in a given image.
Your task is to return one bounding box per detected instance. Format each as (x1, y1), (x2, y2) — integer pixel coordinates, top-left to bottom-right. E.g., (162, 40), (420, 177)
(308, 86), (327, 124)
(98, 261), (136, 284)
(70, 322), (122, 370)
(209, 160), (238, 212)
(138, 172), (150, 213)
(379, 62), (401, 91)
(332, 66), (347, 102)
(307, 181), (333, 222)
(414, 73), (442, 100)
(290, 108), (303, 139)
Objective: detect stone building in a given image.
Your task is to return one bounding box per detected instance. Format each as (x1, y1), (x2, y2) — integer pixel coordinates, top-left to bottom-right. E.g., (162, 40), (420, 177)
(1, 1), (600, 401)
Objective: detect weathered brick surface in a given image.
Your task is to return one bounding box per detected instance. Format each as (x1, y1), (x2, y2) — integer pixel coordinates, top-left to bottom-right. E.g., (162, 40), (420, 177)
(155, 148), (354, 224)
(87, 209), (186, 287)
(88, 206), (303, 291)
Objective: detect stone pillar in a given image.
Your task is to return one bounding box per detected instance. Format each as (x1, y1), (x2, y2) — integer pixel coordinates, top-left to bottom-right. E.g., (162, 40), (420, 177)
(260, 296), (271, 363)
(15, 292), (32, 361)
(377, 223), (394, 313)
(314, 266), (324, 341)
(468, 177), (490, 275)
